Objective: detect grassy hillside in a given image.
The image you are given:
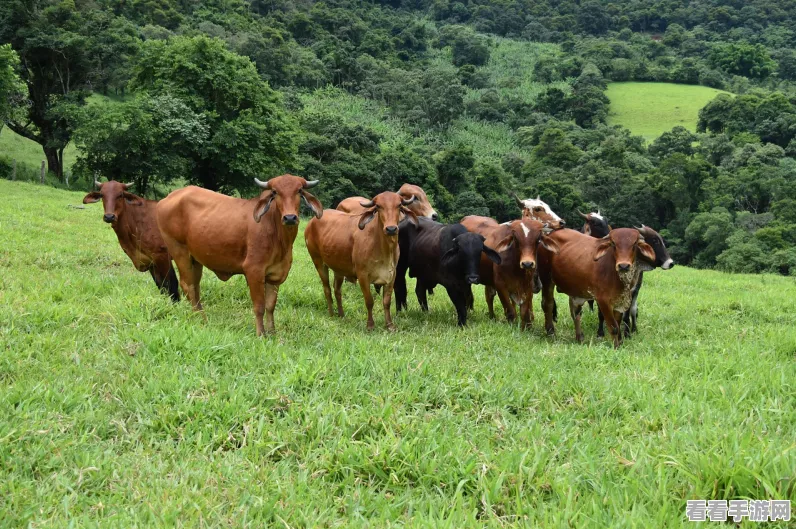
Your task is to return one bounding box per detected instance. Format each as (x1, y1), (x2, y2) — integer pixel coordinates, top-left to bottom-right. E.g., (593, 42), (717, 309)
(1, 180), (794, 527)
(606, 82), (731, 141)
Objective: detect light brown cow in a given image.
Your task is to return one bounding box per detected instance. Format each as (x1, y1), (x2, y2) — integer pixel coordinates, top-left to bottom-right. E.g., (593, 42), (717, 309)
(462, 216), (559, 329)
(512, 193), (566, 229)
(305, 192), (418, 330)
(336, 183), (438, 220)
(83, 180), (179, 301)
(156, 175), (323, 335)
(537, 228), (656, 347)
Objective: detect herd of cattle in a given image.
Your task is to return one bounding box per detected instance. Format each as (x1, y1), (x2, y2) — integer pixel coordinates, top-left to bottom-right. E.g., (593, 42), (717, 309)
(83, 174), (674, 347)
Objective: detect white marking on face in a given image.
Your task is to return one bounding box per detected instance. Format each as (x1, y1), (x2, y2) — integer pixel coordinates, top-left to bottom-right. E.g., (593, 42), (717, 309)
(590, 211), (604, 221)
(521, 198), (562, 222)
(521, 223), (530, 238)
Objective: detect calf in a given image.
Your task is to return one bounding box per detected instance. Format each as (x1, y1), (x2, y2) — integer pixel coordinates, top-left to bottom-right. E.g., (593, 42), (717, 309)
(464, 217), (560, 329)
(337, 183), (438, 220)
(395, 218), (501, 326)
(83, 180), (179, 302)
(156, 175), (323, 335)
(305, 192), (417, 330)
(579, 210), (611, 238)
(538, 228), (656, 347)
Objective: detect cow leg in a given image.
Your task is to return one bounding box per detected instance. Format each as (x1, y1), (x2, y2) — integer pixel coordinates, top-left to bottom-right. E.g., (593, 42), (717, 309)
(381, 281), (396, 331)
(542, 280), (556, 336)
(244, 272), (267, 336)
(495, 287), (516, 323)
(312, 261), (334, 317)
(333, 274), (345, 318)
(485, 286), (496, 319)
(569, 297), (585, 343)
(151, 259), (180, 303)
(264, 283), (279, 333)
(394, 268), (407, 312)
(415, 279), (428, 311)
(180, 258), (204, 311)
(358, 275), (376, 331)
(597, 308), (605, 337)
(446, 286), (468, 326)
(519, 293), (534, 331)
(164, 263), (180, 302)
(596, 300), (622, 348)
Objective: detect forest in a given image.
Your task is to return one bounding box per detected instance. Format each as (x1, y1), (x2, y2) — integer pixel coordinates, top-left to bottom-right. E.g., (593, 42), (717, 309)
(1, 0), (796, 275)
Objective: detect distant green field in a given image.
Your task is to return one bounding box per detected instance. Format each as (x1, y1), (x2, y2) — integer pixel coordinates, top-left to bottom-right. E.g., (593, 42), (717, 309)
(1, 180), (795, 527)
(606, 82), (731, 141)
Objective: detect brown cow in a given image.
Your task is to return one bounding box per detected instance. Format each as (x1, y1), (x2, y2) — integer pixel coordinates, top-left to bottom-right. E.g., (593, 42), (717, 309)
(336, 183), (438, 220)
(537, 228), (656, 347)
(512, 193), (566, 229)
(156, 175), (323, 335)
(462, 216), (560, 329)
(305, 192), (418, 330)
(83, 180), (179, 302)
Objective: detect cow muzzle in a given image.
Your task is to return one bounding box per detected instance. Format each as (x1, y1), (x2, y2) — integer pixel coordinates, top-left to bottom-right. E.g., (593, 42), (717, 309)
(616, 263), (631, 272)
(521, 260), (536, 270)
(282, 214), (298, 225)
(385, 225), (398, 236)
(662, 259), (674, 270)
(103, 214), (116, 223)
(431, 212), (439, 221)
(467, 275), (479, 285)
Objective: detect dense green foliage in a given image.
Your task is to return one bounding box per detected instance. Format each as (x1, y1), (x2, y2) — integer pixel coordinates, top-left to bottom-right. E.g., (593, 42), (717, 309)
(2, 180), (795, 527)
(2, 0), (795, 274)
(0, 44), (24, 132)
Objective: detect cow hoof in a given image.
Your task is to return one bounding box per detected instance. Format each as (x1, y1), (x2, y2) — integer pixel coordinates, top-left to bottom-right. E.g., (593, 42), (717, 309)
(546, 327), (555, 337)
(597, 330), (605, 337)
(386, 323), (397, 332)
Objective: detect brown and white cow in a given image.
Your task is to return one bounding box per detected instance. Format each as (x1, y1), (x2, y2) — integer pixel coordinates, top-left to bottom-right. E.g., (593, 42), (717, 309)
(462, 216), (559, 329)
(336, 183), (438, 220)
(156, 175), (323, 335)
(83, 180), (179, 302)
(512, 193), (566, 229)
(537, 228), (656, 347)
(305, 192), (418, 330)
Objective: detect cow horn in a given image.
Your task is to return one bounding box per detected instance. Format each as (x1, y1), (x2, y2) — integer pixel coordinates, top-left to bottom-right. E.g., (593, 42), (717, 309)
(123, 182), (134, 188)
(304, 179), (319, 189)
(577, 209), (589, 220)
(401, 195), (416, 206)
(359, 199), (375, 208)
(254, 178), (271, 190)
(94, 179), (103, 189)
(510, 191), (524, 209)
(636, 225), (652, 237)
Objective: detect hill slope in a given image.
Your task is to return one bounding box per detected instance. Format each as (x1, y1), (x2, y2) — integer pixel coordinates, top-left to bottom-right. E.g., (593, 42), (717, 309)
(1, 180), (794, 526)
(606, 82), (731, 141)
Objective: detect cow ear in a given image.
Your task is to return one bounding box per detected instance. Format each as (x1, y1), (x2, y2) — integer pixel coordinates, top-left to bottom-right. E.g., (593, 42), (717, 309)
(83, 192), (102, 204)
(493, 232), (515, 253)
(301, 190), (324, 219)
(637, 241), (656, 262)
(123, 192), (144, 206)
(593, 239), (613, 261)
(358, 208), (378, 230)
(540, 235), (560, 254)
(441, 246), (458, 265)
(253, 192), (276, 223)
(482, 244), (502, 264)
(401, 206), (419, 226)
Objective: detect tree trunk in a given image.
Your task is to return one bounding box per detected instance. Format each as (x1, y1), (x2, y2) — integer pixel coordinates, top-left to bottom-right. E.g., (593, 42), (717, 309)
(44, 147), (63, 181)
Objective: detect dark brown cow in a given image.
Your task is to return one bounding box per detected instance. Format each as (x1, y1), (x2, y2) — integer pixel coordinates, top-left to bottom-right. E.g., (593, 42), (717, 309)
(83, 180), (179, 302)
(156, 175), (323, 335)
(462, 216), (559, 329)
(537, 228), (656, 347)
(336, 183), (438, 220)
(305, 192), (418, 330)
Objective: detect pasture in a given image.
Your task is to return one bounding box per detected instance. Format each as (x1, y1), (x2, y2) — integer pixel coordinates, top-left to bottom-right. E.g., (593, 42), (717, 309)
(606, 82), (731, 141)
(1, 179), (795, 527)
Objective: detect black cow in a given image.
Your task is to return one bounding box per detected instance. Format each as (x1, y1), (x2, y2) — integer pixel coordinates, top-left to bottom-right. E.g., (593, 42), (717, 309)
(395, 218), (501, 326)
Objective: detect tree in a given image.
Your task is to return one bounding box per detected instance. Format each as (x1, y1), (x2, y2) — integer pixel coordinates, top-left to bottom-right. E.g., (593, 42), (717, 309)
(708, 42), (776, 79)
(130, 36), (296, 192)
(72, 95), (208, 194)
(2, 2), (140, 179)
(649, 126), (697, 159)
(0, 44), (25, 133)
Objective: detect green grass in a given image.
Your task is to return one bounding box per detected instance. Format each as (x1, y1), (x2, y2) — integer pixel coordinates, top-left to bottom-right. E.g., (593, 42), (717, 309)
(606, 82), (732, 141)
(1, 179), (795, 527)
